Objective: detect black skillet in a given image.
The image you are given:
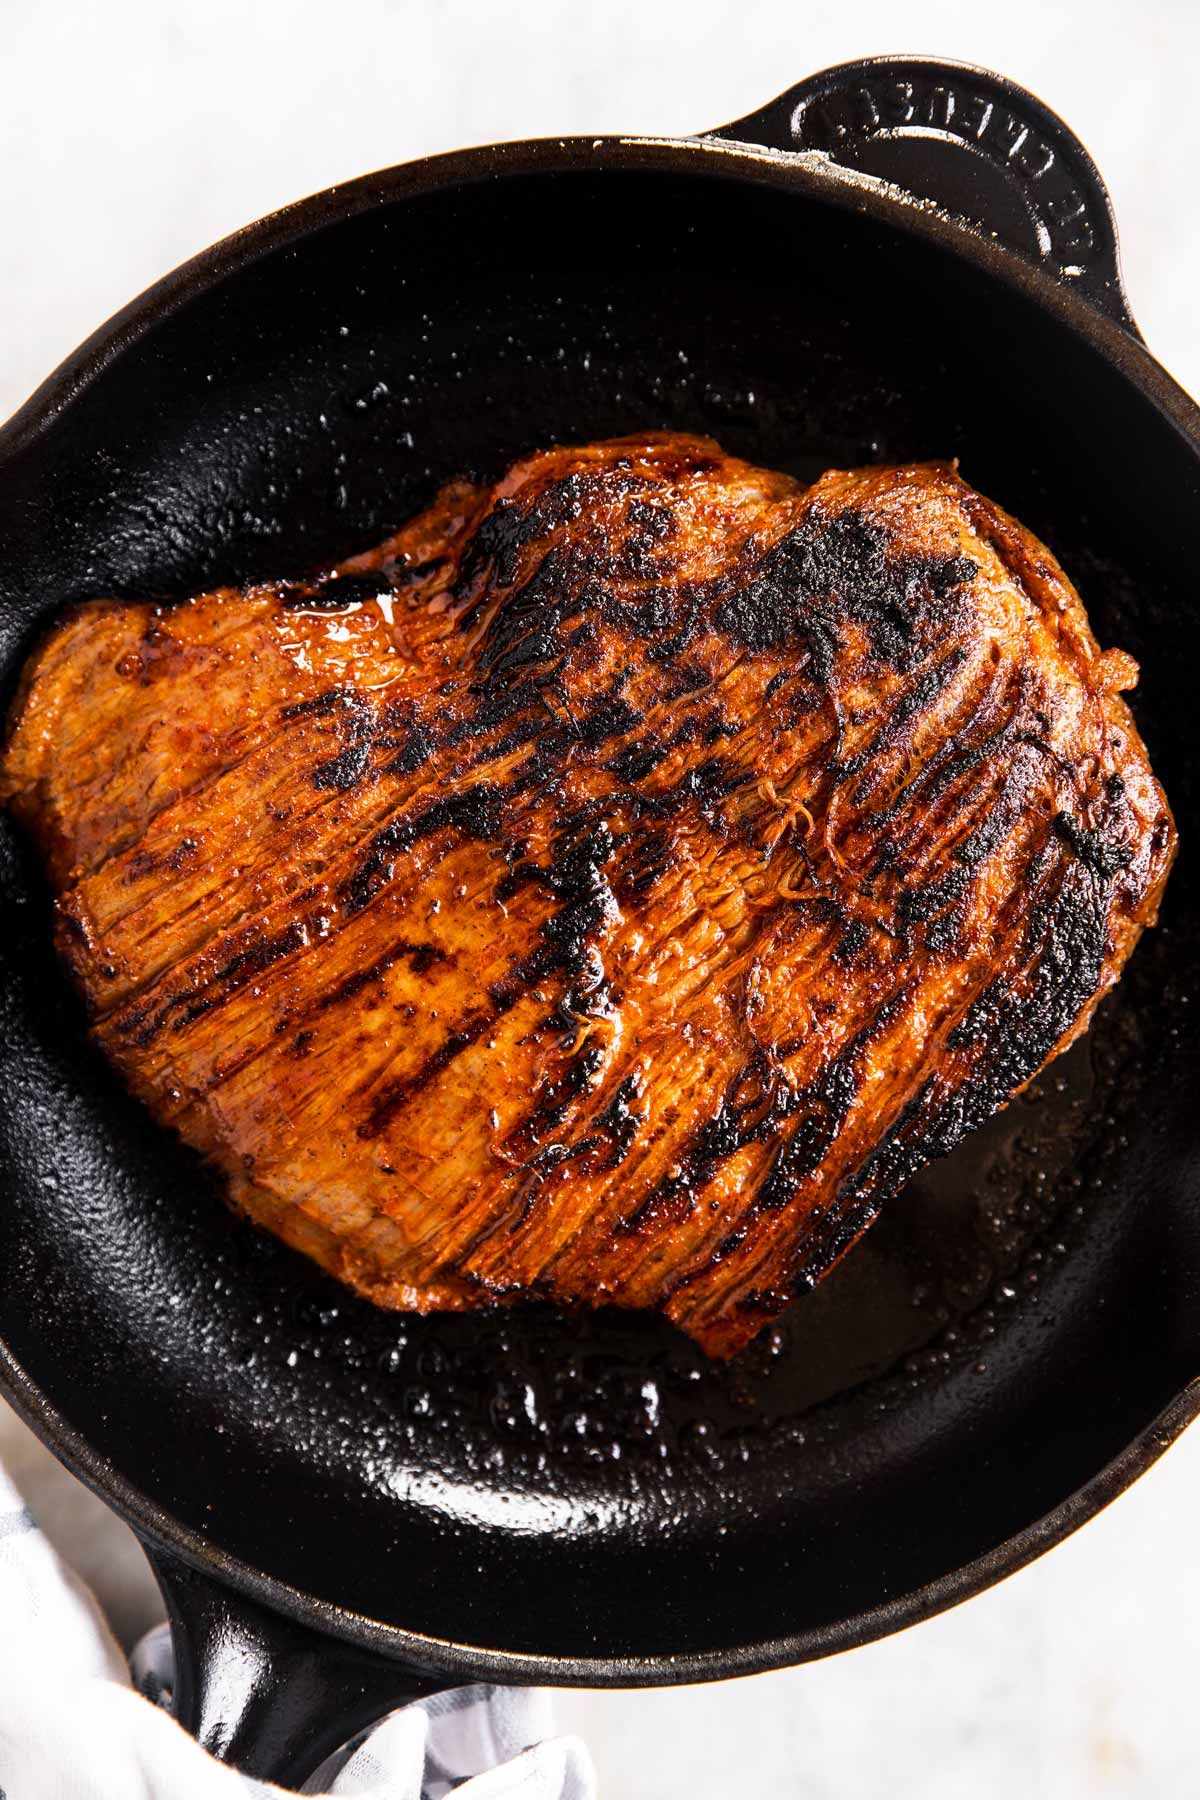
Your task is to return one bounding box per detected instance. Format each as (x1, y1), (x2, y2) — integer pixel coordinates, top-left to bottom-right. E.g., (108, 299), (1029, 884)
(3, 54), (1200, 1786)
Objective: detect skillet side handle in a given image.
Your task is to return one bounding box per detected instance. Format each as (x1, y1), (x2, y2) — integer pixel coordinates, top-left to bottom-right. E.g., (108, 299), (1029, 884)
(707, 55), (1140, 335)
(143, 1546), (454, 1787)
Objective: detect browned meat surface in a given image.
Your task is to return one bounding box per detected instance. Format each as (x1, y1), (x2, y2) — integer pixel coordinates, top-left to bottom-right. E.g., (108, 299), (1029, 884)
(0, 434), (1176, 1357)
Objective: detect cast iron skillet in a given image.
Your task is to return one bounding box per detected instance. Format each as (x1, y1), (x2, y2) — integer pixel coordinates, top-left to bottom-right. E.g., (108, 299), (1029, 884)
(2, 54), (1200, 1785)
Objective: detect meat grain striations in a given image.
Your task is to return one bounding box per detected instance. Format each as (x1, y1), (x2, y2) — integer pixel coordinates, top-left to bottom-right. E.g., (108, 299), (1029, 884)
(1, 435), (1176, 1356)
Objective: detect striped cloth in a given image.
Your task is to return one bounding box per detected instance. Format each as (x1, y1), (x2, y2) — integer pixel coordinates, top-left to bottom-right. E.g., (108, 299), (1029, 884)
(0, 1466), (595, 1798)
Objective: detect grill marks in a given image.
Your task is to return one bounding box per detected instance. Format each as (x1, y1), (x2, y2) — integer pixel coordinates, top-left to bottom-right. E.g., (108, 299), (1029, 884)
(0, 434), (1176, 1358)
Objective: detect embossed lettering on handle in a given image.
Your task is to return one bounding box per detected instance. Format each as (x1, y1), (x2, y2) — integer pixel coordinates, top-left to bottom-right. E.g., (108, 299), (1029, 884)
(709, 57), (1138, 334)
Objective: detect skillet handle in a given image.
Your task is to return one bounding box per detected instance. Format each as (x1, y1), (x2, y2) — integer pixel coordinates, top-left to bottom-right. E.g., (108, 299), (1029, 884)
(142, 1546), (454, 1787)
(708, 55), (1140, 335)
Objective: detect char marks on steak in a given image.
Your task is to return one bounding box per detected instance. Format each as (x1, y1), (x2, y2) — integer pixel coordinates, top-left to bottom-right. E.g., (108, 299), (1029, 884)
(1, 434), (1176, 1356)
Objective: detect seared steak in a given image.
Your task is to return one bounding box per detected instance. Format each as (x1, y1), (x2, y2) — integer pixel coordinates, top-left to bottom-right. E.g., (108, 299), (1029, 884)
(1, 434), (1176, 1356)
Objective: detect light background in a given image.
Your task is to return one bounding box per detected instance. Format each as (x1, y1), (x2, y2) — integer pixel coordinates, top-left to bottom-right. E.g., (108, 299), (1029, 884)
(2, 1), (1199, 1794)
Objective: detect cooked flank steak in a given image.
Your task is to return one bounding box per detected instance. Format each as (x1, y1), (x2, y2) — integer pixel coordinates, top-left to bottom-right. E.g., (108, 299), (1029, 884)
(1, 434), (1176, 1357)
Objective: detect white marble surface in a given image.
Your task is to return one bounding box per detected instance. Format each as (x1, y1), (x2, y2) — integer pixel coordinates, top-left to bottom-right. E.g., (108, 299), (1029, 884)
(2, 1), (1199, 1793)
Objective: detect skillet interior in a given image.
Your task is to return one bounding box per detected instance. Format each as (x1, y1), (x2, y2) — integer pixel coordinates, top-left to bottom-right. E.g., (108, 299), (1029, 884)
(1, 160), (1199, 1666)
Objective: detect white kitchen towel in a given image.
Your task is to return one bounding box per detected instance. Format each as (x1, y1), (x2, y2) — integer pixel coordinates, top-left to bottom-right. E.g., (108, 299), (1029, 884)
(0, 1465), (596, 1799)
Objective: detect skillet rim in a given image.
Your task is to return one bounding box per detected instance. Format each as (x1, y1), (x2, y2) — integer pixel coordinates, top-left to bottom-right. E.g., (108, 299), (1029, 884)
(3, 1344), (1197, 1682)
(2, 131), (1199, 466)
(2, 126), (1200, 1682)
